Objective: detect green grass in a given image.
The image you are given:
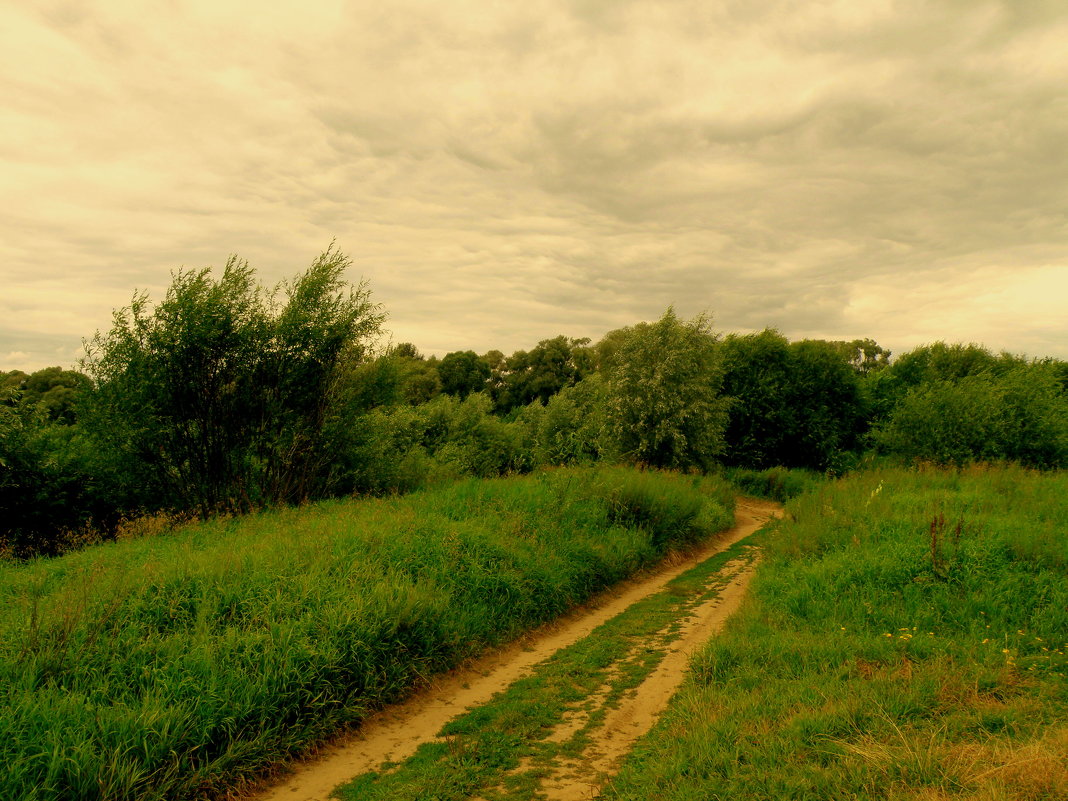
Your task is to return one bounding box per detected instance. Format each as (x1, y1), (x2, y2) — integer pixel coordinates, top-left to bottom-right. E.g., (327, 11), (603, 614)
(0, 466), (733, 801)
(722, 465), (825, 502)
(605, 465), (1068, 800)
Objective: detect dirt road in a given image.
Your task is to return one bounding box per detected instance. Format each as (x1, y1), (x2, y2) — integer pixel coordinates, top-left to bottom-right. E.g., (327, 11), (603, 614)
(247, 498), (780, 801)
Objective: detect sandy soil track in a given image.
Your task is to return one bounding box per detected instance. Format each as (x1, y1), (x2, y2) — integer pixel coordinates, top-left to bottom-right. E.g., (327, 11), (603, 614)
(246, 498), (780, 801)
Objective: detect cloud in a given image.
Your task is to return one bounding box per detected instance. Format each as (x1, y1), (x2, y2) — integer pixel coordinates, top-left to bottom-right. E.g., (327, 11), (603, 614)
(1, 0), (1067, 371)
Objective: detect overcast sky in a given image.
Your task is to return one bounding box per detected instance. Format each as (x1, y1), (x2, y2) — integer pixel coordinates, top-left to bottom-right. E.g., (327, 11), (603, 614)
(3, 0), (1067, 372)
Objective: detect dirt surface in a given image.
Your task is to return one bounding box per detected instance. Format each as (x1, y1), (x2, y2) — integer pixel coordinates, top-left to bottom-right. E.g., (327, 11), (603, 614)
(536, 556), (757, 800)
(247, 498), (780, 801)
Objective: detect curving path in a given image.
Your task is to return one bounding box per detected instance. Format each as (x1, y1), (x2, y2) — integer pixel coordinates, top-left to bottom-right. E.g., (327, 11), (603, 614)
(245, 498), (781, 801)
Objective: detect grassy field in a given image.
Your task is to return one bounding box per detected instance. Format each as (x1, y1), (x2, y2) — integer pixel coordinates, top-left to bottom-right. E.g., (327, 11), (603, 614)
(0, 466), (734, 801)
(605, 465), (1068, 800)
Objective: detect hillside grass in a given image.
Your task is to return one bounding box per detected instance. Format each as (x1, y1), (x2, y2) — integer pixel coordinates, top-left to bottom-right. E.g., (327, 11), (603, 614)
(606, 465), (1068, 800)
(0, 466), (733, 801)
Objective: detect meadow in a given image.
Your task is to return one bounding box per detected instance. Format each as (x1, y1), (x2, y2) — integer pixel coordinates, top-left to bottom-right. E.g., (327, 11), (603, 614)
(605, 465), (1068, 800)
(0, 466), (734, 801)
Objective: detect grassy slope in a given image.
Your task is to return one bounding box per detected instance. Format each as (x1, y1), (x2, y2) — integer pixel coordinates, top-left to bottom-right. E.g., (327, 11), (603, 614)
(606, 465), (1068, 801)
(0, 466), (734, 801)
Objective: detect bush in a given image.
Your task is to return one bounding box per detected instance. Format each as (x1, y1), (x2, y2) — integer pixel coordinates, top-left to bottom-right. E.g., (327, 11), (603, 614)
(434, 394), (534, 478)
(724, 466), (824, 502)
(873, 366), (1067, 468)
(535, 375), (612, 466)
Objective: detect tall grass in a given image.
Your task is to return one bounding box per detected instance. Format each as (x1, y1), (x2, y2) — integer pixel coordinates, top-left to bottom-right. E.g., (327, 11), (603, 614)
(0, 466), (733, 801)
(606, 465), (1068, 800)
(723, 465), (824, 502)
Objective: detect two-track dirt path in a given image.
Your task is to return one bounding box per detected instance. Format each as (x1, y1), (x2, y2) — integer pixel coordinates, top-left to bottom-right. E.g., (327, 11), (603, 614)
(247, 498), (780, 801)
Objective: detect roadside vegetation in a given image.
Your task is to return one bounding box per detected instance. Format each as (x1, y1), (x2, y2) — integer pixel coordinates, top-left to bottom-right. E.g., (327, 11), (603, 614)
(722, 466), (825, 503)
(605, 465), (1068, 800)
(0, 466), (734, 801)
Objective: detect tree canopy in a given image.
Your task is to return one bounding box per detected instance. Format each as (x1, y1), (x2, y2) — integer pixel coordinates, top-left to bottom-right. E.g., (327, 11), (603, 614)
(720, 331), (865, 471)
(600, 309), (729, 471)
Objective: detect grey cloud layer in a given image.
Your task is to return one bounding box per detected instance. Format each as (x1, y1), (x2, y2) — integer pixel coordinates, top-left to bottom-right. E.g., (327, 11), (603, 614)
(1, 0), (1066, 370)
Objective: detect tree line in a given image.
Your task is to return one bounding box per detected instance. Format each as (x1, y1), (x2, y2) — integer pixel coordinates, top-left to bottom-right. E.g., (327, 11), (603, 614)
(2, 247), (1065, 557)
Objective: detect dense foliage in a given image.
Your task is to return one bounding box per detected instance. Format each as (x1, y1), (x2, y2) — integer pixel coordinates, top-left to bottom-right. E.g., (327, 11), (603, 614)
(81, 247), (384, 517)
(599, 309), (729, 471)
(719, 330), (866, 471)
(872, 361), (1067, 468)
(1, 247), (1066, 556)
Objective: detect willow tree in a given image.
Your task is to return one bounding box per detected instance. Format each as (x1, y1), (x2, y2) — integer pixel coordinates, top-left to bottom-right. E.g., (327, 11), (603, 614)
(599, 309), (729, 471)
(82, 246), (385, 517)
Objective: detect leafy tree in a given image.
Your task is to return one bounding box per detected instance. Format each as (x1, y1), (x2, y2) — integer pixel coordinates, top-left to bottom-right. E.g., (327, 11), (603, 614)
(599, 309), (729, 471)
(437, 350), (490, 399)
(397, 358), (442, 405)
(82, 246), (384, 517)
(787, 340), (865, 470)
(719, 330), (796, 469)
(829, 338), (891, 375)
(1, 367), (91, 423)
(994, 365), (1068, 468)
(866, 342), (1025, 422)
(491, 336), (593, 414)
(1, 370), (29, 400)
(535, 374), (612, 465)
(386, 345), (443, 405)
(482, 349), (506, 373)
(391, 342), (422, 360)
(719, 332), (864, 471)
(0, 401), (117, 556)
(434, 393), (533, 477)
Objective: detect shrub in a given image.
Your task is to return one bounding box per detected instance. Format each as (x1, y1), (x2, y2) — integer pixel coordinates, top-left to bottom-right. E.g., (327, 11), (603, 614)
(873, 366), (1067, 468)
